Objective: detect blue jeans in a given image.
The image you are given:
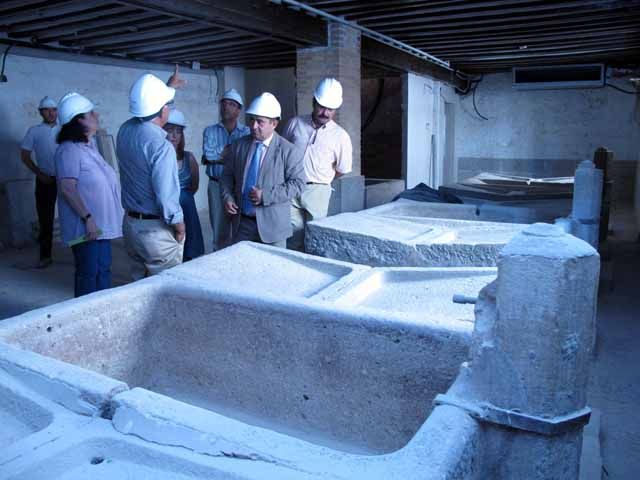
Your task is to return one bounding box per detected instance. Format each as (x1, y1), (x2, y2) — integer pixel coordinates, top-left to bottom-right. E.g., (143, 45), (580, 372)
(71, 240), (112, 297)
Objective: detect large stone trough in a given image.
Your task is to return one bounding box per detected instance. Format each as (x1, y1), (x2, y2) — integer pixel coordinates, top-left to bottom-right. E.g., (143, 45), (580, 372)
(0, 243), (494, 471)
(0, 226), (598, 479)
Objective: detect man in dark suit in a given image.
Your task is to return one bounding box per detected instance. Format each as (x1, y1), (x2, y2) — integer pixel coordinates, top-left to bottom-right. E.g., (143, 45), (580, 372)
(221, 92), (305, 248)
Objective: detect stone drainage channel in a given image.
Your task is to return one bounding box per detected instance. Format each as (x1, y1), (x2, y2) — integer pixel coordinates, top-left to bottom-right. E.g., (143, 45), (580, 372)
(0, 226), (599, 479)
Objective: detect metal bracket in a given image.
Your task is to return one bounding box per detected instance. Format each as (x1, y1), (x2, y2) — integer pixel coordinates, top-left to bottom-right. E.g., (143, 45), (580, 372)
(433, 394), (591, 436)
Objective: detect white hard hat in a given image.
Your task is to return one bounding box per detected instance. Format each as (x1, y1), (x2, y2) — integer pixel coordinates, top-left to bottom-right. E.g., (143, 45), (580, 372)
(57, 92), (94, 126)
(221, 88), (243, 107)
(38, 96), (57, 109)
(129, 73), (175, 117)
(314, 78), (343, 109)
(167, 109), (187, 128)
(245, 92), (281, 119)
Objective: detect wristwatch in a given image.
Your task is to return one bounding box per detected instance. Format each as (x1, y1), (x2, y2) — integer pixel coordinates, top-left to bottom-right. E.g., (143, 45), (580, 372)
(81, 213), (92, 223)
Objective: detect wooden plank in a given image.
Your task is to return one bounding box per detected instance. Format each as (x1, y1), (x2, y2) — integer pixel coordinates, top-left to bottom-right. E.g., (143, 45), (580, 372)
(109, 32), (247, 55)
(115, 0), (326, 46)
(8, 11), (154, 37)
(0, 0), (109, 25)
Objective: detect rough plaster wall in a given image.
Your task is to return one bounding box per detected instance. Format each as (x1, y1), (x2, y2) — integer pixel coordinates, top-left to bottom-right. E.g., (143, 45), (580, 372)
(0, 54), (220, 211)
(455, 71), (640, 183)
(245, 67), (296, 130)
(222, 66), (246, 125)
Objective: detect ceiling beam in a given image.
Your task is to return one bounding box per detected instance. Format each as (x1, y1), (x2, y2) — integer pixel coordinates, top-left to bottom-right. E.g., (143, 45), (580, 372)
(69, 24), (218, 48)
(135, 37), (267, 59)
(440, 41), (640, 61)
(361, 38), (465, 89)
(419, 31), (640, 54)
(408, 22), (640, 48)
(381, 11), (640, 36)
(115, 0), (326, 46)
(351, 0), (640, 23)
(8, 11), (154, 37)
(107, 32), (247, 55)
(46, 19), (187, 44)
(0, 1), (109, 25)
(362, 1), (640, 29)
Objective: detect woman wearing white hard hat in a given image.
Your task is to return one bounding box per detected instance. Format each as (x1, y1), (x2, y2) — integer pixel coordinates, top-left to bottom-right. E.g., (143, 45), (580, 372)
(164, 109), (204, 261)
(54, 92), (124, 297)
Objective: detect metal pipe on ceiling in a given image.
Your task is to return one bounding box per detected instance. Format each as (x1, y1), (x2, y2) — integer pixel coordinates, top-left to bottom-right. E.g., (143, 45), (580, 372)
(269, 0), (452, 71)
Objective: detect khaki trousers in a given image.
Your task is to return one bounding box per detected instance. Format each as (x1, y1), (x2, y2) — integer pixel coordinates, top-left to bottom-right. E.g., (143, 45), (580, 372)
(289, 183), (332, 251)
(123, 216), (184, 281)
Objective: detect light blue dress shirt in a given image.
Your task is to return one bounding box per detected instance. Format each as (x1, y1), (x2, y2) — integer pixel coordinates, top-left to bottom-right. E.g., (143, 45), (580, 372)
(202, 122), (250, 179)
(116, 118), (183, 225)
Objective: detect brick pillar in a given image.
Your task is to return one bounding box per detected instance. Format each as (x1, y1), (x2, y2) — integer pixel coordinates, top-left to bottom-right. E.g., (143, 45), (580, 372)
(297, 23), (364, 214)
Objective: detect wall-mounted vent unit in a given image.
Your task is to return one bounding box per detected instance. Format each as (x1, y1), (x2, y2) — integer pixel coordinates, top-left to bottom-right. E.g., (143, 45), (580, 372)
(513, 64), (605, 90)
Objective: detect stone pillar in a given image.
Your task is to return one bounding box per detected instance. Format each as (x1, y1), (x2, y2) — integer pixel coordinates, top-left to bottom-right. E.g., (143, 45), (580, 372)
(467, 223), (600, 478)
(297, 23), (364, 214)
(572, 160), (604, 248)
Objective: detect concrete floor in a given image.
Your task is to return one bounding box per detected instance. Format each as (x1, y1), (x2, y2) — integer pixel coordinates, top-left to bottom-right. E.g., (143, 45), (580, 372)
(0, 208), (638, 478)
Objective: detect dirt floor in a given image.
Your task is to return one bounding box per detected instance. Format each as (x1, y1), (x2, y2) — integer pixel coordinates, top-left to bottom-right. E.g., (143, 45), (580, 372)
(0, 207), (638, 478)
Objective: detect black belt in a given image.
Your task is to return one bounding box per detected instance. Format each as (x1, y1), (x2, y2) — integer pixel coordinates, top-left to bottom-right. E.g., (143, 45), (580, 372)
(128, 211), (160, 220)
(306, 182), (329, 185)
(208, 176), (220, 182)
(241, 214), (256, 220)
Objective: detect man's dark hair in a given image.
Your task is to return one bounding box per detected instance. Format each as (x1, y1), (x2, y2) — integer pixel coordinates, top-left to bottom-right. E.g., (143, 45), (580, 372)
(57, 114), (88, 144)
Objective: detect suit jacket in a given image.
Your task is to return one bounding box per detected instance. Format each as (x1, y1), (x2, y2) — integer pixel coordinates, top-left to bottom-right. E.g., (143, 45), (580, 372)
(221, 132), (305, 244)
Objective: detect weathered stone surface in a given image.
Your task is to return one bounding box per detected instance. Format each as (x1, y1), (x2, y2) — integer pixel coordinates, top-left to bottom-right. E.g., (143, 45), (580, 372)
(306, 212), (526, 267)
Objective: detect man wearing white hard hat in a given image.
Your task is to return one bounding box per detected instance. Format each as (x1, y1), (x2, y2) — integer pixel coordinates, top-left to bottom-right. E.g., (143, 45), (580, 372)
(221, 92), (304, 248)
(284, 78), (353, 251)
(20, 96), (61, 268)
(116, 67), (186, 279)
(202, 88), (249, 251)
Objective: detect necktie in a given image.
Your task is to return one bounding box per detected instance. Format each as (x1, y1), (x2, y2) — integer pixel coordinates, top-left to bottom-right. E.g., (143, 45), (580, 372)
(242, 142), (264, 215)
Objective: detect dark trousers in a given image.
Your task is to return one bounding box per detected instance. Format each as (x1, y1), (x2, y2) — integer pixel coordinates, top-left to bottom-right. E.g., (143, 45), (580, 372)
(35, 177), (57, 260)
(71, 240), (112, 298)
(235, 216), (286, 248)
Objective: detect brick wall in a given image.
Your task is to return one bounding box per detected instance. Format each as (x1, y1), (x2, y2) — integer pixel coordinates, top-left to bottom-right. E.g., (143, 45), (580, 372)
(296, 23), (361, 175)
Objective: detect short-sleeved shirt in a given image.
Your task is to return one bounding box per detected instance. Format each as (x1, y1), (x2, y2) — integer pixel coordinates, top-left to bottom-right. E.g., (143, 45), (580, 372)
(21, 123), (61, 176)
(283, 115), (352, 184)
(116, 118), (183, 225)
(55, 141), (124, 245)
(203, 122), (250, 179)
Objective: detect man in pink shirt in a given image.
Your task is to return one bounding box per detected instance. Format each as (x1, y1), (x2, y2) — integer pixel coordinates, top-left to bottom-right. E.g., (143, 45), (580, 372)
(283, 78), (353, 251)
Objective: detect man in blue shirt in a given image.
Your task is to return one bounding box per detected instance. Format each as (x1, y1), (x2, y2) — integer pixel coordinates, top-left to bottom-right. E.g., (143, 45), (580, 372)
(117, 69), (185, 280)
(202, 89), (249, 251)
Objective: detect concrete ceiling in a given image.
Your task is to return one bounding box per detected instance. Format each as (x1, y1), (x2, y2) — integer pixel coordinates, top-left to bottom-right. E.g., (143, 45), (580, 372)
(1, 0), (639, 76)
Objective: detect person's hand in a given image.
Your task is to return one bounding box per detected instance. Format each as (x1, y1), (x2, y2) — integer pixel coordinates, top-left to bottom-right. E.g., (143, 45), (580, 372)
(37, 172), (54, 184)
(224, 200), (239, 215)
(201, 155), (210, 166)
(173, 222), (186, 243)
(167, 64), (186, 89)
(249, 186), (262, 206)
(85, 216), (99, 241)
